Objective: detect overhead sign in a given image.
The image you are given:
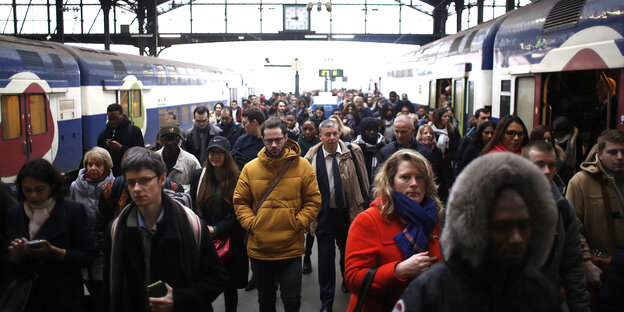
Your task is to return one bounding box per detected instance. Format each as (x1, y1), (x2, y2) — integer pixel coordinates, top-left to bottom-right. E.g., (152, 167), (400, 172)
(319, 69), (344, 77)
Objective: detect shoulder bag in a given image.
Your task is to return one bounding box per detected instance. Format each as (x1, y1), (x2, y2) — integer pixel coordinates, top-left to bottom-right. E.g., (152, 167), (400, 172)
(353, 267), (378, 312)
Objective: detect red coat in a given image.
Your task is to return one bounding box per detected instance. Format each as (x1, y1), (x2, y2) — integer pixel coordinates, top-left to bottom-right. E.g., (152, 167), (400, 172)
(344, 196), (442, 312)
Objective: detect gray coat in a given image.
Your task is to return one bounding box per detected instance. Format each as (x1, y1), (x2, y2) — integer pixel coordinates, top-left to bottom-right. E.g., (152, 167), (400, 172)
(70, 168), (115, 226)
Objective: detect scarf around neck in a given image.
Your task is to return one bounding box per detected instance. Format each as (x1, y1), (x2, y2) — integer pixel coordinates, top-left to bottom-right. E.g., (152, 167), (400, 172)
(419, 140), (435, 150)
(84, 170), (110, 183)
(431, 124), (449, 153)
(24, 197), (56, 239)
(392, 192), (437, 259)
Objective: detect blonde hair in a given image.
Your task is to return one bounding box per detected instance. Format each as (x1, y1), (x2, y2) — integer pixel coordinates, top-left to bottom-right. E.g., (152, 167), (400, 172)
(416, 124), (436, 142)
(329, 115), (352, 137)
(83, 146), (113, 171)
(373, 149), (442, 219)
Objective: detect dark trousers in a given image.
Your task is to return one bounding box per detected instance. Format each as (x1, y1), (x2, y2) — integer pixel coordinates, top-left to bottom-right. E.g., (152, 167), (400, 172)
(305, 234), (315, 258)
(250, 257), (302, 312)
(316, 208), (349, 309)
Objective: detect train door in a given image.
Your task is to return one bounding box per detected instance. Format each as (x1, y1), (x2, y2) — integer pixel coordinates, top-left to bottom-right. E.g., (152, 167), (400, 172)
(434, 79), (452, 108)
(453, 78), (466, 135)
(119, 85), (144, 129)
(539, 69), (619, 159)
(515, 76), (536, 134)
(0, 90), (54, 178)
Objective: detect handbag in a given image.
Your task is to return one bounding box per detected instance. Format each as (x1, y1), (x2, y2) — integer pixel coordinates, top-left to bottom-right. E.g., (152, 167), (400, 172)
(353, 267), (378, 312)
(0, 274), (36, 312)
(213, 236), (233, 261)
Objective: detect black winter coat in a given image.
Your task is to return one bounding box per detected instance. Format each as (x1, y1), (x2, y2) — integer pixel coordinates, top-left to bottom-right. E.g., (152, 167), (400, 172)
(97, 116), (145, 177)
(5, 199), (96, 312)
(396, 257), (562, 312)
(190, 169), (248, 289)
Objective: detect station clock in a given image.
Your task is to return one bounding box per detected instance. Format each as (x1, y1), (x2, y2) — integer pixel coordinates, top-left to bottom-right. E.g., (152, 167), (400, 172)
(283, 5), (310, 31)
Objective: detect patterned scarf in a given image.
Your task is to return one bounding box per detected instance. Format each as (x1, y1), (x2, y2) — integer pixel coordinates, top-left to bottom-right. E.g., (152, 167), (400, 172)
(24, 197), (56, 239)
(392, 192), (437, 259)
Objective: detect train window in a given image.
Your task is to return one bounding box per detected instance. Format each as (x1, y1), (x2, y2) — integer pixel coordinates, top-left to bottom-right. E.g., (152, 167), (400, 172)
(142, 64), (154, 77)
(500, 96), (511, 117)
(158, 108), (168, 125)
(178, 68), (188, 85)
(1, 95), (22, 140)
(155, 65), (167, 85)
(167, 66), (178, 85)
(181, 105), (190, 124)
(132, 90), (142, 118)
(111, 60), (127, 75)
(29, 95), (47, 135)
(119, 91), (130, 116)
(501, 80), (511, 92)
(515, 77), (535, 133)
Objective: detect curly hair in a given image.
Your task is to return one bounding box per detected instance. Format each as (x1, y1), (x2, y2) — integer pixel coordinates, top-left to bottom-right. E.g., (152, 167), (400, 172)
(373, 149), (442, 220)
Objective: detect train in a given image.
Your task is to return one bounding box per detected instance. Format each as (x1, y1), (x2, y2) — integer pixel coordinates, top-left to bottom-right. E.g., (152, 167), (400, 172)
(0, 35), (249, 183)
(380, 0), (623, 151)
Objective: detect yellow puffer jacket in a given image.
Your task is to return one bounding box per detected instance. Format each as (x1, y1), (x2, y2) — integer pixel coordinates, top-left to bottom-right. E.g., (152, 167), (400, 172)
(233, 138), (321, 260)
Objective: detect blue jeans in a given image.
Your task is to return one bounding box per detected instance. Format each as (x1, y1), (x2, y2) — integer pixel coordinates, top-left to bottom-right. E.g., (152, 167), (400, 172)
(250, 257), (302, 312)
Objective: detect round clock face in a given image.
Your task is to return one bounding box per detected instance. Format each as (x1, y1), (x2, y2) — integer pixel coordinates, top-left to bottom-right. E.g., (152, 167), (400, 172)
(284, 5), (310, 31)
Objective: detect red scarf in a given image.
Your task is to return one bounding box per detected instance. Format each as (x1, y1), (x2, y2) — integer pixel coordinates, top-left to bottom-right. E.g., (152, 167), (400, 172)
(85, 170), (110, 183)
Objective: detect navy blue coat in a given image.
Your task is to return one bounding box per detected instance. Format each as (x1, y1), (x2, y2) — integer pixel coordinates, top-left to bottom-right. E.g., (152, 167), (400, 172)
(5, 199), (96, 312)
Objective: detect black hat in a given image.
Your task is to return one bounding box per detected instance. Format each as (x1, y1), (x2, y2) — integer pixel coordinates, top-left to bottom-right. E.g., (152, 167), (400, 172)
(207, 136), (230, 152)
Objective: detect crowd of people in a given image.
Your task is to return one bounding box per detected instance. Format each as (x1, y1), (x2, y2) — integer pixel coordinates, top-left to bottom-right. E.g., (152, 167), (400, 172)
(1, 88), (623, 312)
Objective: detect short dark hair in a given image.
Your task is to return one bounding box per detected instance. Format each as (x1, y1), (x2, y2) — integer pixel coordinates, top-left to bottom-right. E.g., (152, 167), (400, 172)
(475, 108), (490, 119)
(242, 107), (265, 125)
(166, 111), (176, 119)
(107, 103), (123, 114)
(331, 108), (341, 114)
(261, 117), (287, 137)
(15, 158), (68, 202)
(522, 140), (555, 158)
(121, 147), (166, 177)
(285, 111), (296, 118)
(598, 130), (624, 152)
(221, 106), (232, 116)
(194, 106), (209, 116)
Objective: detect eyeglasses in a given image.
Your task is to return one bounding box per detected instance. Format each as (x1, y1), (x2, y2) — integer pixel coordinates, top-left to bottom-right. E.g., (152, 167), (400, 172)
(504, 130), (525, 138)
(263, 137), (284, 145)
(125, 175), (158, 188)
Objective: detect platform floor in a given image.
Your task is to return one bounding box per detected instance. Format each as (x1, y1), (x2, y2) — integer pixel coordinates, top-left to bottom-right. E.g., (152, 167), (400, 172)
(212, 244), (351, 312)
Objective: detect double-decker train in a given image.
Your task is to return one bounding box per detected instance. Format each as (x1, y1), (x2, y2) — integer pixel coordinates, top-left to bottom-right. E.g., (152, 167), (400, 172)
(381, 0), (623, 153)
(0, 35), (248, 183)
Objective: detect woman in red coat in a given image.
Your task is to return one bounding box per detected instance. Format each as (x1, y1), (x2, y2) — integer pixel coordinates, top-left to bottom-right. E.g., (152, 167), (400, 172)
(344, 149), (444, 312)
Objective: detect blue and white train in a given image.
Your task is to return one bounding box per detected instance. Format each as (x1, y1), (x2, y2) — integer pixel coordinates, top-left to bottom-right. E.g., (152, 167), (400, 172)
(0, 35), (248, 183)
(381, 0), (623, 148)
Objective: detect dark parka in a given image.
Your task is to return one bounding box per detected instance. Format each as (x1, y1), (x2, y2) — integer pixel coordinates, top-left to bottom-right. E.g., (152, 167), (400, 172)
(96, 116), (145, 177)
(395, 153), (561, 312)
(183, 124), (223, 164)
(5, 199), (96, 312)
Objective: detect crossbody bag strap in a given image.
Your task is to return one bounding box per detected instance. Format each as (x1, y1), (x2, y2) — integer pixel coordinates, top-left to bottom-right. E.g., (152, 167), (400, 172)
(254, 158), (295, 213)
(354, 267), (378, 312)
(600, 182), (617, 253)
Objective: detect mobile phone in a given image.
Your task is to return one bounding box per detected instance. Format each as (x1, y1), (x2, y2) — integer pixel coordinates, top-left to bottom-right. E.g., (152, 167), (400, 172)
(147, 280), (167, 298)
(25, 239), (44, 248)
(106, 138), (112, 143)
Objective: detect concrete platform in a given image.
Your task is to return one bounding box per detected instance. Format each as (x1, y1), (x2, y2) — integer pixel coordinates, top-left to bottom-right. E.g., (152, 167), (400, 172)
(212, 244), (351, 311)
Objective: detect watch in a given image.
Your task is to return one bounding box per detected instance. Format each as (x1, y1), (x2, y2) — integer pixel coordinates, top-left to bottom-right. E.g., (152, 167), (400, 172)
(283, 5), (310, 31)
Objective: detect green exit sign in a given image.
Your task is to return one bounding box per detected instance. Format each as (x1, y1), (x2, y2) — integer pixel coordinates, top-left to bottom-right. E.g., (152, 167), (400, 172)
(319, 69), (344, 77)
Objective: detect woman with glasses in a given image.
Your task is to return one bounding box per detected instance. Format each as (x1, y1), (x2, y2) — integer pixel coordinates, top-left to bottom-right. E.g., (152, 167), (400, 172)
(190, 136), (246, 312)
(456, 121), (497, 173)
(6, 158), (96, 311)
(480, 115), (529, 155)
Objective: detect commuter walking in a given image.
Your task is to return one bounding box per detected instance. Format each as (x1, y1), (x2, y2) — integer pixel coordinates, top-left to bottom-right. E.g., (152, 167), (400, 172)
(97, 103), (144, 177)
(304, 119), (370, 311)
(183, 106), (223, 164)
(233, 117), (321, 312)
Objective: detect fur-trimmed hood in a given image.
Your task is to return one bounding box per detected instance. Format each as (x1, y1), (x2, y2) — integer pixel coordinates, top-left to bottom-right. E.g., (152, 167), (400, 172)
(441, 152), (557, 269)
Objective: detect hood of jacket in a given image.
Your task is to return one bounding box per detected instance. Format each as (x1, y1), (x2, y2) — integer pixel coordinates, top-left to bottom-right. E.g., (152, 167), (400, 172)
(579, 146), (611, 180)
(441, 152), (557, 269)
(257, 138), (301, 169)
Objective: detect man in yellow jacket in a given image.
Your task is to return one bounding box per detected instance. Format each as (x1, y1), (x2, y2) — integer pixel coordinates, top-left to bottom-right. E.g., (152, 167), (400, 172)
(234, 117), (321, 312)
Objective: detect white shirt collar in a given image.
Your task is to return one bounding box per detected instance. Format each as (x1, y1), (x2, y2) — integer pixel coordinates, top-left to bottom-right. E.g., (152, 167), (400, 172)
(322, 143), (342, 158)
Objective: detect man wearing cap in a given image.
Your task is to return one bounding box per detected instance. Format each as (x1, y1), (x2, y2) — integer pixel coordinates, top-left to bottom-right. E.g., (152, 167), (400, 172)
(396, 93), (414, 114)
(156, 120), (201, 192)
(183, 106), (223, 164)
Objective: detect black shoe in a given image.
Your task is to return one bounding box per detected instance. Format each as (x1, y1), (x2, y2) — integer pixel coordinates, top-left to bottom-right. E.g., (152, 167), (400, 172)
(303, 257), (312, 274)
(341, 280), (348, 293)
(244, 278), (256, 291)
(320, 306), (332, 312)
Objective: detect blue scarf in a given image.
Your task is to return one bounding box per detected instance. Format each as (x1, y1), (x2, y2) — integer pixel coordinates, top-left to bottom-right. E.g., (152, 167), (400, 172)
(392, 192), (437, 259)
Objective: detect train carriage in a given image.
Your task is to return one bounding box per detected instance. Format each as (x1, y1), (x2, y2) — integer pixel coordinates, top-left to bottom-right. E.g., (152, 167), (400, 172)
(0, 35), (246, 183)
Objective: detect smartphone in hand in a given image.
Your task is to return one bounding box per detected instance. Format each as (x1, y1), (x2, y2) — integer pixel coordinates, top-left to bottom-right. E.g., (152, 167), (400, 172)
(147, 280), (167, 298)
(25, 239), (44, 249)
